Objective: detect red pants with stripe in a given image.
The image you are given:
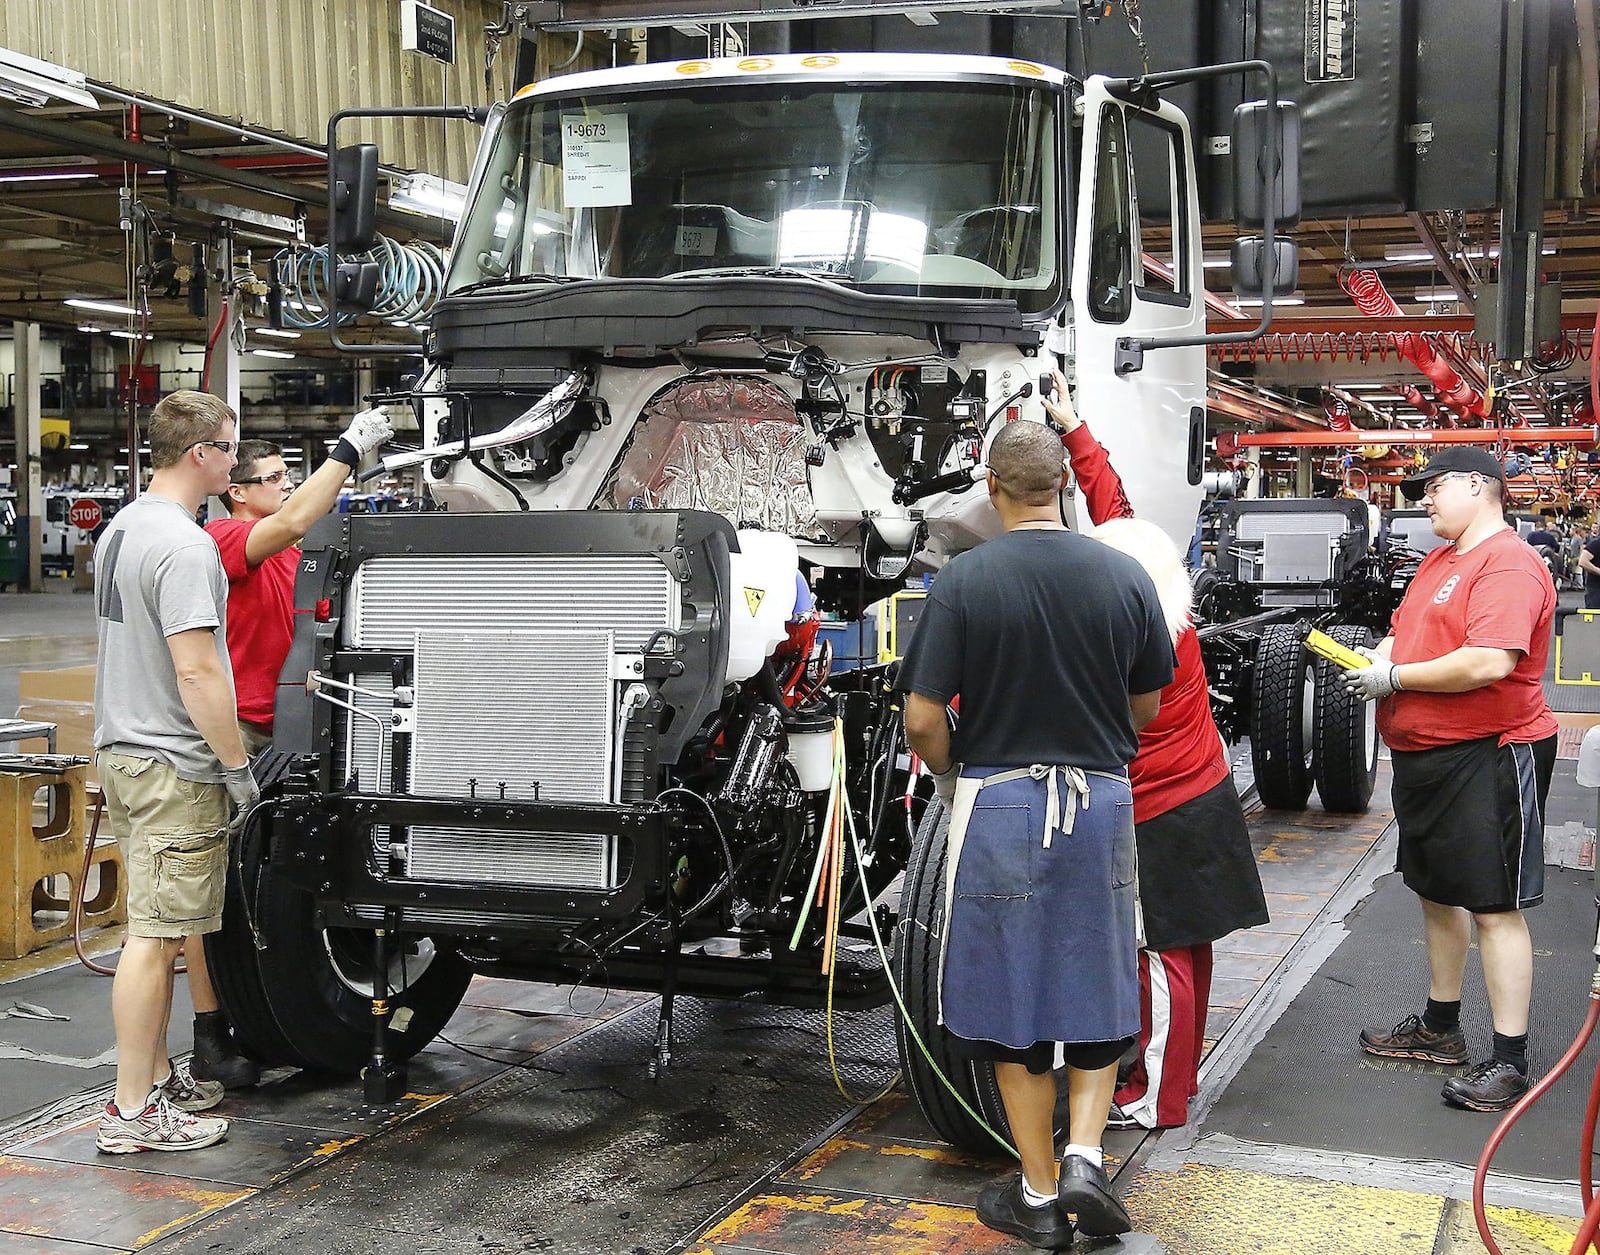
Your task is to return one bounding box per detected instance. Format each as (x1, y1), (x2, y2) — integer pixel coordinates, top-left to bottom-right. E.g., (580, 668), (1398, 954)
(1113, 943), (1214, 1129)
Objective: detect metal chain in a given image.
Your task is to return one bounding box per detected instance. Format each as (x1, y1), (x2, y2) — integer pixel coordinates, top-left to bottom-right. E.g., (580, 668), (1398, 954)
(1121, 0), (1151, 75)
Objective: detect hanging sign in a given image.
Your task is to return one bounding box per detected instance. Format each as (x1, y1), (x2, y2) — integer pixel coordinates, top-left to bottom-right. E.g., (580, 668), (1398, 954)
(401, 0), (456, 65)
(1304, 0), (1356, 83)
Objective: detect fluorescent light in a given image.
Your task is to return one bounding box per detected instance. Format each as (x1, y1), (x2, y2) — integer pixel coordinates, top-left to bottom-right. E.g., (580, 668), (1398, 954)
(1202, 253), (1232, 269)
(108, 329), (153, 340)
(68, 442), (88, 451)
(0, 171), (92, 185)
(251, 326), (301, 340)
(389, 172), (468, 222)
(0, 48), (98, 109)
(66, 297), (138, 316)
(1385, 242), (1556, 262)
(1413, 286), (1463, 302)
(1228, 293), (1306, 308)
(76, 323), (104, 334)
(250, 348), (296, 359)
(1338, 382), (1388, 391)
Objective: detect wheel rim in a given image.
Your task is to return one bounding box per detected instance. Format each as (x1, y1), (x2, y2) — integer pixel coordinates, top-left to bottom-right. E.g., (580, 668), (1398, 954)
(321, 928), (439, 999)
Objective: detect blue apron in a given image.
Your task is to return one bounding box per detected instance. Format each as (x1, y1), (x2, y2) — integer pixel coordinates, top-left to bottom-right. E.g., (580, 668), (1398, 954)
(939, 763), (1140, 1049)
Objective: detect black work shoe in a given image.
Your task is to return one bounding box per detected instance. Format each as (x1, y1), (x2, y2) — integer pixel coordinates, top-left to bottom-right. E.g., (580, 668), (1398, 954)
(191, 1013), (261, 1089)
(1358, 1013), (1468, 1065)
(975, 1177), (1076, 1250)
(1442, 1058), (1530, 1111)
(1057, 1154), (1132, 1238)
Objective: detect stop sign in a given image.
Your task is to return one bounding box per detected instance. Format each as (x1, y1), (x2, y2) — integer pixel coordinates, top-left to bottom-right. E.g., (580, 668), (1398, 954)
(67, 498), (103, 531)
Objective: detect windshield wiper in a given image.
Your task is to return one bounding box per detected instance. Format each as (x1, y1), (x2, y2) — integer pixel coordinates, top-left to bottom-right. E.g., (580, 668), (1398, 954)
(448, 273), (591, 297)
(660, 266), (857, 285)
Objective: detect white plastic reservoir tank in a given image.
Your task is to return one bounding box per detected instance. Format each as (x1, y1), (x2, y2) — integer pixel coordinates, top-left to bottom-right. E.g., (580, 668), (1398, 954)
(724, 529), (800, 684)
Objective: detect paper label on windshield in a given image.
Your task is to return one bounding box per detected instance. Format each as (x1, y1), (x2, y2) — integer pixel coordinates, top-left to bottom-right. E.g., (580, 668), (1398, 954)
(674, 224), (717, 256)
(561, 112), (631, 208)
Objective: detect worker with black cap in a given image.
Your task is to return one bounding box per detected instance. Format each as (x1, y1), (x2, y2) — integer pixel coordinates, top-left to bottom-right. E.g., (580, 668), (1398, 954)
(1344, 446), (1557, 1111)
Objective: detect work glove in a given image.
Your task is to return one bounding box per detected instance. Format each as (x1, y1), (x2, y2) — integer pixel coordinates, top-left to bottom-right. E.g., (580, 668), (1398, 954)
(223, 763), (261, 837)
(1342, 647), (1402, 702)
(330, 408), (395, 466)
(930, 765), (959, 810)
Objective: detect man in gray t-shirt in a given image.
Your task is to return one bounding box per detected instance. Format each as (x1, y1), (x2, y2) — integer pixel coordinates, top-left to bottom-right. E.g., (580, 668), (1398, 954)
(92, 390), (259, 1156)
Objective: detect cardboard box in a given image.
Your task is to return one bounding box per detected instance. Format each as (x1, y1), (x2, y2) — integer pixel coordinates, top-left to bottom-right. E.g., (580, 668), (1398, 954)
(18, 664), (95, 705)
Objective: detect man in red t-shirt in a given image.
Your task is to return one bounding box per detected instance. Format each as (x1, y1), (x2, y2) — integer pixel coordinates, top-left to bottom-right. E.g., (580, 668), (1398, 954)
(205, 410), (394, 749)
(185, 408), (393, 1087)
(1346, 447), (1557, 1111)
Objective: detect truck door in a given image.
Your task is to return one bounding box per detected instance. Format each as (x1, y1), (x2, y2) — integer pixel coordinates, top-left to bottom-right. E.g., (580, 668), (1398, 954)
(1068, 75), (1206, 551)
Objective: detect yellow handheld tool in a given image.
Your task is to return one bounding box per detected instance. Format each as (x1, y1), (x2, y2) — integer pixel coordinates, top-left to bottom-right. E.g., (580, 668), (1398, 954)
(1304, 628), (1372, 671)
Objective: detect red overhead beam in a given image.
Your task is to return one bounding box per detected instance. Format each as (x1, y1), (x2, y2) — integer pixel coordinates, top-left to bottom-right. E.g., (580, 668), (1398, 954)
(1224, 425), (1600, 449)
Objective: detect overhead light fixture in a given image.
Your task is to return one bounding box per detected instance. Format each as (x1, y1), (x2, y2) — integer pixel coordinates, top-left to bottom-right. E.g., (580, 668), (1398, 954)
(66, 297), (138, 316)
(76, 323), (105, 334)
(1228, 292), (1306, 308)
(252, 326), (301, 340)
(0, 47), (99, 109)
(68, 442), (89, 451)
(1337, 382), (1388, 391)
(0, 171), (93, 185)
(1413, 286), (1463, 302)
(1202, 252), (1232, 269)
(251, 347), (296, 359)
(108, 329), (153, 340)
(1385, 242), (1556, 263)
(389, 172), (469, 222)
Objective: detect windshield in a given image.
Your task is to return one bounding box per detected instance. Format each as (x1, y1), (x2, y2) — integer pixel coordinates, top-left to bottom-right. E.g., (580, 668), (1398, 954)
(445, 78), (1061, 313)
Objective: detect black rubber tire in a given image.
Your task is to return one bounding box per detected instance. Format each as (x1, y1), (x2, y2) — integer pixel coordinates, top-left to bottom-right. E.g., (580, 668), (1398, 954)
(207, 804), (473, 1075)
(893, 800), (1070, 1156)
(1312, 623), (1380, 814)
(1250, 623), (1314, 810)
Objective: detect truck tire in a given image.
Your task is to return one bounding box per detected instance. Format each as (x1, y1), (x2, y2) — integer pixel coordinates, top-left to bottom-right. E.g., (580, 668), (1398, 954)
(1250, 623), (1314, 809)
(1312, 624), (1379, 813)
(893, 800), (1063, 1157)
(207, 808), (472, 1076)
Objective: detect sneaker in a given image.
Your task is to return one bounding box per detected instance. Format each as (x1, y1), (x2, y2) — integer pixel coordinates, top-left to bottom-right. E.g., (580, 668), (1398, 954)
(1358, 1013), (1468, 1065)
(1442, 1058), (1530, 1112)
(96, 1093), (229, 1154)
(157, 1057), (225, 1113)
(1105, 1100), (1149, 1131)
(1056, 1154), (1133, 1238)
(975, 1176), (1075, 1250)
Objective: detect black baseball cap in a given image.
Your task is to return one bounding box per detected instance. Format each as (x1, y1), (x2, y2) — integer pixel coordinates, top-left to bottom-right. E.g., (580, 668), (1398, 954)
(1398, 447), (1507, 501)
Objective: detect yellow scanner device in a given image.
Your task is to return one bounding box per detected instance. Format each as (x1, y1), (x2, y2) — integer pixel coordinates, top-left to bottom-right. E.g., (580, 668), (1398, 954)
(1304, 628), (1371, 672)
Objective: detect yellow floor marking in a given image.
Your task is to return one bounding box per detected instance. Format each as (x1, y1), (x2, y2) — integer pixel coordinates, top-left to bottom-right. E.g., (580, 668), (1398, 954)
(1438, 1197), (1584, 1254)
(1123, 1164), (1443, 1255)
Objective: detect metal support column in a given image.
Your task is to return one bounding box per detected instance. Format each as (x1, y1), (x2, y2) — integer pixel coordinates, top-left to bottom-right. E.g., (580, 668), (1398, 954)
(1295, 450), (1313, 497)
(1495, 0), (1552, 362)
(205, 267), (243, 520)
(12, 321), (42, 592)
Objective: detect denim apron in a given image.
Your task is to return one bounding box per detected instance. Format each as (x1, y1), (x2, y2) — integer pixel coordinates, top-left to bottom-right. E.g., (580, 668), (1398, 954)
(939, 763), (1140, 1049)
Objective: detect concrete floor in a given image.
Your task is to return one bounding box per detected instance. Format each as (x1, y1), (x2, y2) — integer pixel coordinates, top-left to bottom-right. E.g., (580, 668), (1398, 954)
(1, 583), (1594, 1254)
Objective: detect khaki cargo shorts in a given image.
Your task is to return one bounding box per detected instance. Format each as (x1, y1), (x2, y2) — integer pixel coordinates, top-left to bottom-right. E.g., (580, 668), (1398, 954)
(97, 752), (228, 939)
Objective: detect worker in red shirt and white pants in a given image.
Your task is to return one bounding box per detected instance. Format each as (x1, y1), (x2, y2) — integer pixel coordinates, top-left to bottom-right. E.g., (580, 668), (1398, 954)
(1044, 372), (1269, 1129)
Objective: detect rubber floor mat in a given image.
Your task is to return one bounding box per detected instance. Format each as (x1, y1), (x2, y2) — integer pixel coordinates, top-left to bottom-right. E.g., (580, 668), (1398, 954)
(1204, 867), (1595, 1183)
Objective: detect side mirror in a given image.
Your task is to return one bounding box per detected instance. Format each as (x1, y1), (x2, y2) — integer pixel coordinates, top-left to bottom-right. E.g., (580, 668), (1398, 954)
(336, 261), (381, 312)
(1232, 100), (1301, 229)
(331, 144), (379, 254)
(1231, 236), (1299, 299)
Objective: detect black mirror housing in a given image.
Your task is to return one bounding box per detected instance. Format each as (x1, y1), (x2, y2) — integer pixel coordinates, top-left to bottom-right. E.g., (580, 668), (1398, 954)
(1231, 236), (1299, 299)
(335, 261), (381, 312)
(1232, 100), (1301, 229)
(332, 144), (379, 254)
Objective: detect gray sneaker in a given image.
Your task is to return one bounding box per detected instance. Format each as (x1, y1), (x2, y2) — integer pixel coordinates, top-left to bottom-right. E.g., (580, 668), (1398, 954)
(1442, 1058), (1530, 1111)
(96, 1093), (229, 1154)
(158, 1057), (225, 1112)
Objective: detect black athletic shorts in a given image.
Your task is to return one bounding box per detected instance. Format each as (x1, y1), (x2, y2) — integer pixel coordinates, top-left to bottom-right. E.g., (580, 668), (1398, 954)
(1390, 733), (1556, 912)
(950, 1034), (1135, 1075)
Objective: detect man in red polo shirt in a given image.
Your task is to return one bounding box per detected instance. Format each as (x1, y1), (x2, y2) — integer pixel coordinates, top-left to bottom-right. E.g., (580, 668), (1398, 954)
(185, 408), (393, 1086)
(1347, 447), (1557, 1111)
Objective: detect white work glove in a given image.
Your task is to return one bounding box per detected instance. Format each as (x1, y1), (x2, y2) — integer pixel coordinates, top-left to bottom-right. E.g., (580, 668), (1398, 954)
(1342, 647), (1403, 701)
(929, 765), (959, 810)
(330, 407), (395, 466)
(223, 763), (261, 836)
